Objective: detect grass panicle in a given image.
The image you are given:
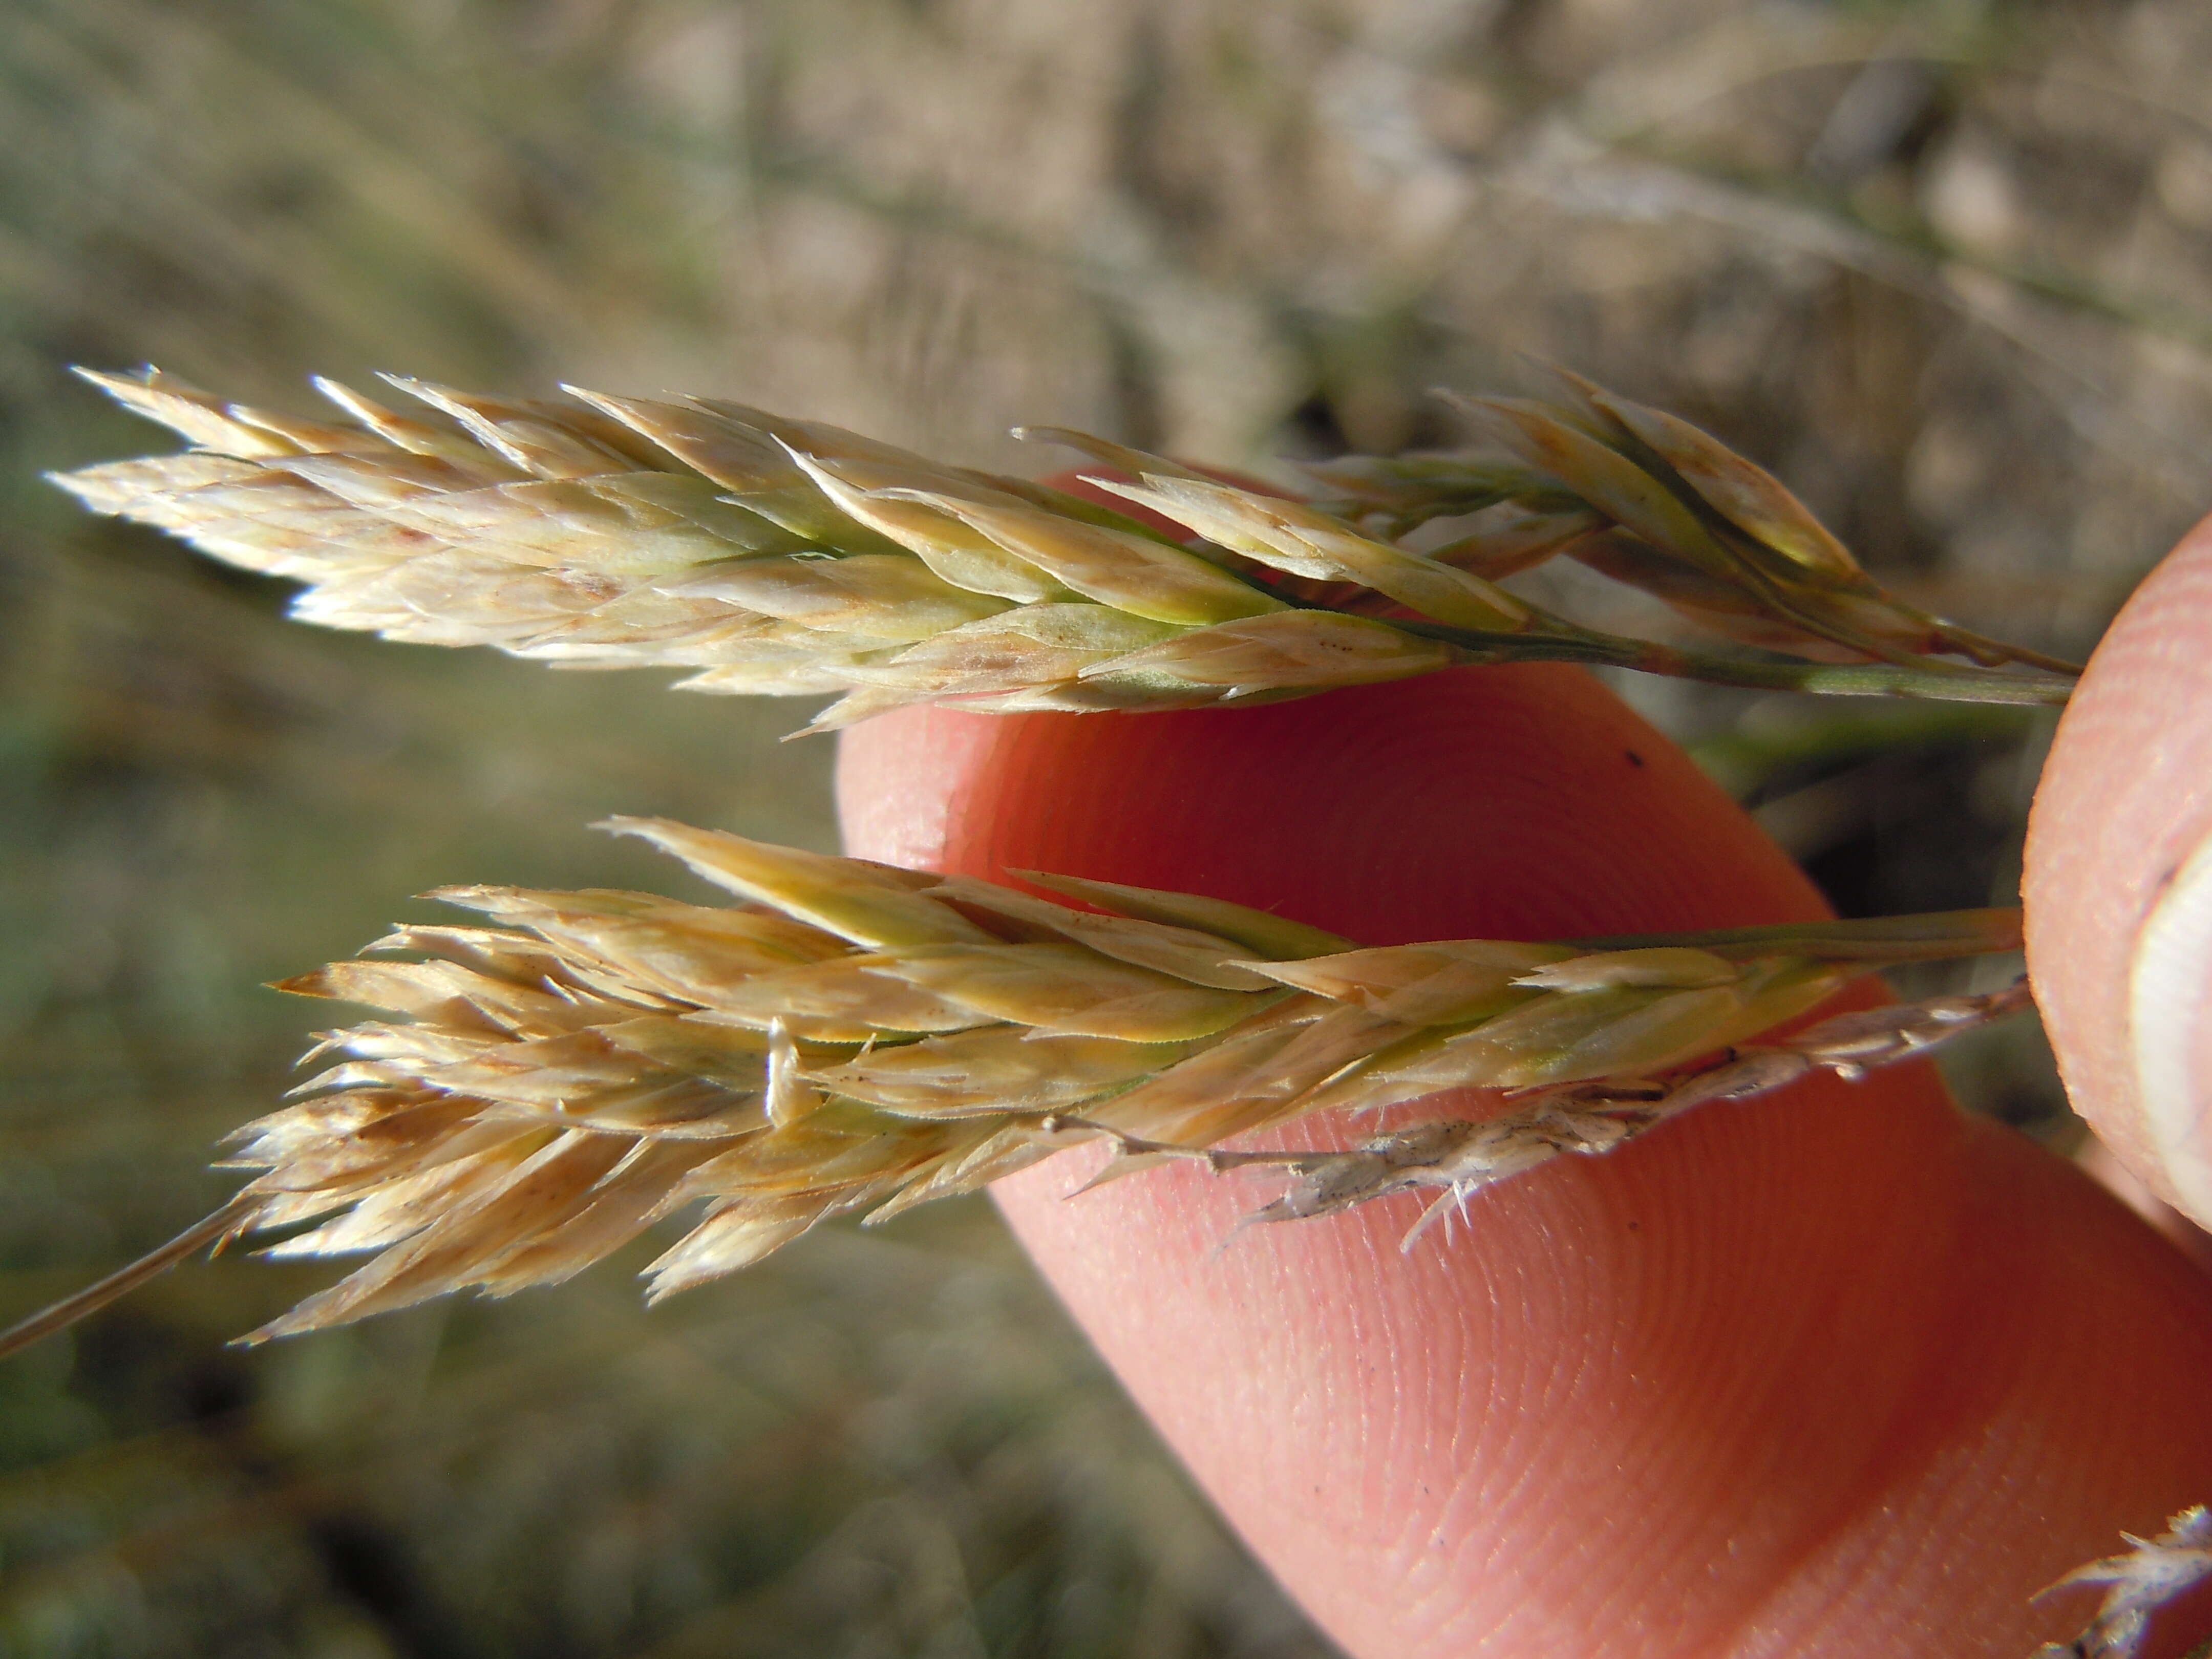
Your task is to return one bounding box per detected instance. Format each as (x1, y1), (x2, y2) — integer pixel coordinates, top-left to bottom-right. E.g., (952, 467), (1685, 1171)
(0, 821), (2027, 1355)
(53, 368), (2078, 717)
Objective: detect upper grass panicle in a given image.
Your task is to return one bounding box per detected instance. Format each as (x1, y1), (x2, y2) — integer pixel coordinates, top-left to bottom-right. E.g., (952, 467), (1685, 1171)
(54, 367), (2079, 712)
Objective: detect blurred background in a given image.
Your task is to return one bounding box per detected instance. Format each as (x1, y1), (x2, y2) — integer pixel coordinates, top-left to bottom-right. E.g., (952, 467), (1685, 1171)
(6, 0), (2212, 1652)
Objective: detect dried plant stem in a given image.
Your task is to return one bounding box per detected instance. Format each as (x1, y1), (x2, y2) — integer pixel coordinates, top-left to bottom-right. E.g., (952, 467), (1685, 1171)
(0, 1195), (259, 1363)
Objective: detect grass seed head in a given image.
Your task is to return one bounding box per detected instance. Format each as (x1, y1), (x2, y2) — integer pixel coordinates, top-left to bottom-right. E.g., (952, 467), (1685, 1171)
(54, 367), (2078, 710)
(0, 821), (2022, 1348)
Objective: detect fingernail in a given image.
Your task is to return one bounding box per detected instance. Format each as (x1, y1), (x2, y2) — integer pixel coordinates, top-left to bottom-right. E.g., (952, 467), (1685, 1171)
(2130, 825), (2212, 1227)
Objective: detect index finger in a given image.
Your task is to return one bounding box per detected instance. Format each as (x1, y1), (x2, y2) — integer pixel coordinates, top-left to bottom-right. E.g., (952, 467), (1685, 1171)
(838, 664), (2212, 1658)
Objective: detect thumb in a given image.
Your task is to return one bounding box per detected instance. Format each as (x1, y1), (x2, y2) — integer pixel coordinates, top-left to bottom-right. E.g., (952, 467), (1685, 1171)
(837, 667), (2212, 1658)
(2027, 512), (2212, 1236)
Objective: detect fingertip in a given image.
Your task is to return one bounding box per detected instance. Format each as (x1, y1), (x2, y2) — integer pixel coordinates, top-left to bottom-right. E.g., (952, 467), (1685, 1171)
(839, 665), (1833, 943)
(2026, 513), (2212, 1231)
(833, 702), (1001, 874)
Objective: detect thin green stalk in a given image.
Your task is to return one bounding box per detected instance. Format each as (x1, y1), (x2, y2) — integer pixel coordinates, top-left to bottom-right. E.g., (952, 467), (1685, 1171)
(1387, 616), (2077, 705)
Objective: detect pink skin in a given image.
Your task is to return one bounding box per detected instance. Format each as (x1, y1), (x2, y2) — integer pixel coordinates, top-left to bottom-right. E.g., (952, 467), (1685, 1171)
(2027, 512), (2212, 1238)
(834, 535), (2212, 1656)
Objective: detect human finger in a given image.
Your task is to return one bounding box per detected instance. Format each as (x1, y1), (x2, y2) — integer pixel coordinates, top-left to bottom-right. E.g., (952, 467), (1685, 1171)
(839, 664), (2212, 1657)
(2027, 512), (2212, 1240)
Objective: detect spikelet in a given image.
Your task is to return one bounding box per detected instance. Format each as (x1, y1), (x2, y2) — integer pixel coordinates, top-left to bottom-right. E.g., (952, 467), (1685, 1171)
(0, 822), (2029, 1353)
(53, 367), (2076, 710)
(1303, 366), (2083, 679)
(1072, 976), (2036, 1248)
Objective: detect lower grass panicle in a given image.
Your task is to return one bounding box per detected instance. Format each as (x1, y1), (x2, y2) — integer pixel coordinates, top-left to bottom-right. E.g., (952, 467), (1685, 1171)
(0, 819), (2029, 1354)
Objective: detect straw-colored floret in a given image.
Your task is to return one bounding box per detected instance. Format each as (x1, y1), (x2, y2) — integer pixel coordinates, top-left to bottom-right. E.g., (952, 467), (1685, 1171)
(52, 367), (2077, 712)
(1073, 976), (2035, 1247)
(50, 820), (2014, 1344)
(1308, 366), (2082, 677)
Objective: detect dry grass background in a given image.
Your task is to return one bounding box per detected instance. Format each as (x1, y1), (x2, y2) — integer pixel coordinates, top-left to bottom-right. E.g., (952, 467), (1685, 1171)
(7, 0), (2212, 1652)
